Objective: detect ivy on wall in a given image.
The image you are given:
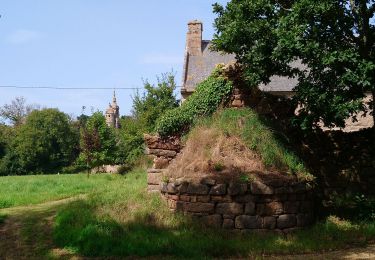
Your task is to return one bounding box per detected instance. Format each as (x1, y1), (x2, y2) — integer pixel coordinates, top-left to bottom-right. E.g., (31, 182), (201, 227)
(155, 67), (233, 137)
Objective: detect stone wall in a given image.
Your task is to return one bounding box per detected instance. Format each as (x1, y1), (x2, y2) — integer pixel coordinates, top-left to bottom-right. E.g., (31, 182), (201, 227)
(160, 177), (314, 232)
(144, 134), (314, 232)
(144, 134), (182, 193)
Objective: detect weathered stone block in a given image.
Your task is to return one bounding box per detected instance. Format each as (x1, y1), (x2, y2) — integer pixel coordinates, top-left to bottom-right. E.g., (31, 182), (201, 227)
(197, 195), (210, 202)
(284, 201), (299, 214)
(277, 214), (297, 229)
(216, 203), (243, 215)
(202, 214), (222, 228)
(233, 194), (255, 203)
(147, 171), (162, 185)
(147, 168), (165, 174)
(160, 182), (168, 193)
(168, 199), (185, 210)
(223, 219), (234, 229)
(166, 183), (177, 194)
(250, 181), (274, 194)
(147, 184), (160, 193)
(231, 99), (244, 108)
(223, 214), (235, 219)
(263, 178), (287, 188)
(201, 178), (216, 186)
(257, 202), (283, 216)
(148, 149), (177, 158)
(175, 177), (185, 186)
(166, 194), (179, 200)
(153, 157), (170, 169)
(211, 195), (232, 202)
(235, 215), (262, 229)
(263, 216), (276, 229)
(177, 182), (189, 194)
(180, 195), (190, 202)
(228, 183), (248, 195)
(185, 202), (214, 213)
(187, 183), (209, 195)
(244, 202), (255, 215)
(209, 184), (227, 195)
(144, 134), (181, 151)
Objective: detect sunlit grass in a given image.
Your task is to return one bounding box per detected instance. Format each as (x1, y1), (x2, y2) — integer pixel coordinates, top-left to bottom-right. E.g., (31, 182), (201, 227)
(0, 173), (120, 209)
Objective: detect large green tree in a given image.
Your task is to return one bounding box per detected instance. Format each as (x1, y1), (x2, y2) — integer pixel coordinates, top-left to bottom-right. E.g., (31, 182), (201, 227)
(114, 73), (179, 168)
(78, 112), (117, 171)
(0, 109), (79, 175)
(132, 72), (179, 132)
(213, 0), (375, 129)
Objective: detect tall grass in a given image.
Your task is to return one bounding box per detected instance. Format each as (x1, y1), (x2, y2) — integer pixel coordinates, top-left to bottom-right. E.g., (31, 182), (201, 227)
(0, 173), (119, 209)
(54, 170), (375, 258)
(194, 108), (312, 180)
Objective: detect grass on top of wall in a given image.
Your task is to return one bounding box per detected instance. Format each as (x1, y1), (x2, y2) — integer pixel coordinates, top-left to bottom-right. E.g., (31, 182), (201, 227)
(213, 108), (311, 179)
(53, 169), (375, 258)
(0, 173), (120, 209)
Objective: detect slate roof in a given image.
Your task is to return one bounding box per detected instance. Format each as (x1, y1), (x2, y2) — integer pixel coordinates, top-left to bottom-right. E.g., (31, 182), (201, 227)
(182, 40), (300, 93)
(182, 41), (236, 93)
(258, 60), (302, 92)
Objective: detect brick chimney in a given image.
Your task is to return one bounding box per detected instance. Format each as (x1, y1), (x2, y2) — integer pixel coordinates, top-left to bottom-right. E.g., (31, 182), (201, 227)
(186, 20), (203, 56)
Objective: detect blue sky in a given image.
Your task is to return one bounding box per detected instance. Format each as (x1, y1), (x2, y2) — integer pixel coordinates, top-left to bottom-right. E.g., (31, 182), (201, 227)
(0, 0), (229, 117)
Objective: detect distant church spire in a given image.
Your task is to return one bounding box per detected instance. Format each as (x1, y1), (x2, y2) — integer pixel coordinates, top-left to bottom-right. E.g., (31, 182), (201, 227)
(113, 90), (117, 103)
(105, 90), (120, 129)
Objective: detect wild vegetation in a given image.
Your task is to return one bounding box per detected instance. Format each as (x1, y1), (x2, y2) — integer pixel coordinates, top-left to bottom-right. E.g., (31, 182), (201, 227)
(212, 0), (375, 130)
(155, 66), (233, 137)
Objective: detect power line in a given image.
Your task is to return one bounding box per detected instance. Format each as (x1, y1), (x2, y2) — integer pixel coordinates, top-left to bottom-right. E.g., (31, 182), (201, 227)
(0, 85), (182, 90)
(0, 85), (143, 90)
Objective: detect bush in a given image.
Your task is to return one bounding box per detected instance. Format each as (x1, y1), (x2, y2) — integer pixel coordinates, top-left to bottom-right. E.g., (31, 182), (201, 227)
(155, 67), (233, 137)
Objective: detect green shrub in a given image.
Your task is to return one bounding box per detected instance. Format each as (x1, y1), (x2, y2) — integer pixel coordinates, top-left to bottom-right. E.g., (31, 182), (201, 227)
(155, 67), (233, 137)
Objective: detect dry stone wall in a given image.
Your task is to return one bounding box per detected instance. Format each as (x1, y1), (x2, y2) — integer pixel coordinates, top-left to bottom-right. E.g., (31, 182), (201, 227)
(144, 134), (182, 193)
(160, 177), (314, 232)
(144, 134), (314, 231)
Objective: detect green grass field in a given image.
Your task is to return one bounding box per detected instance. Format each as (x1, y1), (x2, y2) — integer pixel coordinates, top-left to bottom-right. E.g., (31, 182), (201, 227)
(1, 170), (375, 258)
(53, 170), (375, 258)
(0, 173), (120, 209)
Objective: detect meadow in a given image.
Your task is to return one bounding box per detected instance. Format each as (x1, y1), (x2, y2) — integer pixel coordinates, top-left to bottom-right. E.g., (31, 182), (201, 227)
(0, 173), (119, 209)
(1, 171), (375, 259)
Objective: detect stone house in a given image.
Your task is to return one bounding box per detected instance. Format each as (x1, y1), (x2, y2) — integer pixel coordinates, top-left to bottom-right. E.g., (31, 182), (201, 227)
(105, 91), (120, 129)
(181, 20), (373, 131)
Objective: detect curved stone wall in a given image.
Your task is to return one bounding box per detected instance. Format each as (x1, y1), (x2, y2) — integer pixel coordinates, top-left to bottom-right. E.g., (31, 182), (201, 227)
(160, 177), (314, 232)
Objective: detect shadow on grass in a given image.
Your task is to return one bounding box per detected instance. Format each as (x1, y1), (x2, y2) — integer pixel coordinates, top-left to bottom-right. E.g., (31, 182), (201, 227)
(0, 213), (7, 224)
(53, 199), (375, 258)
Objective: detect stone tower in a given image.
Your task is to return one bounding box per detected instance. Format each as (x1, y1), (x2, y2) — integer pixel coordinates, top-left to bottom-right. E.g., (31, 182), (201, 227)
(105, 91), (120, 128)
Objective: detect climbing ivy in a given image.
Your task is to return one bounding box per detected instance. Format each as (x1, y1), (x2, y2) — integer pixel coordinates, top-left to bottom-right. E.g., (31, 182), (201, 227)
(155, 67), (233, 137)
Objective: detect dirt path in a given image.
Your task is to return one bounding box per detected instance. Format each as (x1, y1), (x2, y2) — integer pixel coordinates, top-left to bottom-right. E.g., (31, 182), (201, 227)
(0, 196), (85, 260)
